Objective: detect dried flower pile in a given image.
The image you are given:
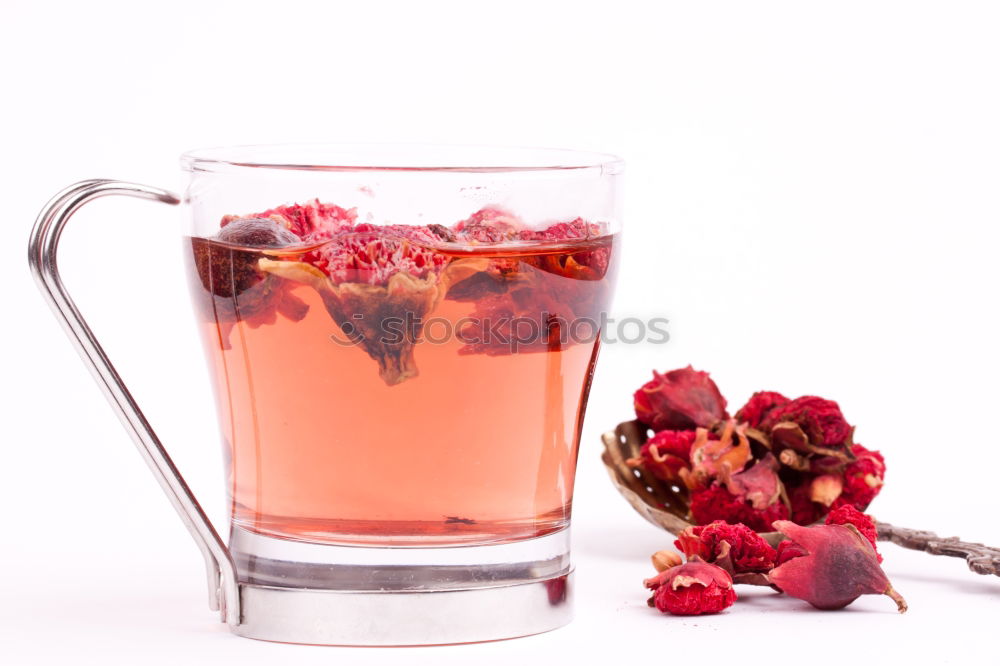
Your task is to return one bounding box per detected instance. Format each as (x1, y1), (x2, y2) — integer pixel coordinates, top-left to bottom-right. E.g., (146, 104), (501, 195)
(629, 366), (906, 614)
(629, 367), (885, 532)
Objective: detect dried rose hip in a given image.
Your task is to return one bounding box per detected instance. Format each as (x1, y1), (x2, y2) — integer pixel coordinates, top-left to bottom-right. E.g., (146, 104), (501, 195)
(193, 217), (301, 299)
(768, 520), (906, 612)
(674, 521), (777, 574)
(190, 218), (309, 348)
(634, 366), (729, 431)
(826, 504), (881, 562)
(643, 560), (737, 615)
(218, 217), (302, 248)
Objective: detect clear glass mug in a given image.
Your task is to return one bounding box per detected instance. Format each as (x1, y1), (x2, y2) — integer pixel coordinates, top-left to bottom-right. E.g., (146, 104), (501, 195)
(28, 145), (623, 645)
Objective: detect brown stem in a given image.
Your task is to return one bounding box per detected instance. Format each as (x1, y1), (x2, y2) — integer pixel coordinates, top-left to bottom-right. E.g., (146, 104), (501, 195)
(876, 521), (1000, 577)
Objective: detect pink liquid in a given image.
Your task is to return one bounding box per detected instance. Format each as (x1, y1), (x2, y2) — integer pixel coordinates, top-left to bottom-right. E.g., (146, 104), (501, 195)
(188, 232), (617, 546)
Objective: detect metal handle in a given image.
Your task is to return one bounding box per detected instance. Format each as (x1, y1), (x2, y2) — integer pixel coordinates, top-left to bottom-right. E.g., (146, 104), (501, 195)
(27, 180), (240, 625)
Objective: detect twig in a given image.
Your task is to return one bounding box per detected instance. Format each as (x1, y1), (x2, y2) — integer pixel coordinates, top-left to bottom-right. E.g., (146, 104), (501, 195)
(876, 521), (1000, 577)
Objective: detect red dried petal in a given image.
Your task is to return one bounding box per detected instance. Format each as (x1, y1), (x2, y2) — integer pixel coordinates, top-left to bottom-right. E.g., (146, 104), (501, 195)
(826, 504), (881, 562)
(775, 539), (807, 565)
(674, 521), (777, 573)
(630, 431), (703, 484)
(690, 485), (790, 533)
(721, 453), (783, 511)
(634, 366), (729, 431)
(646, 429), (698, 463)
(683, 421), (751, 490)
(840, 444), (886, 510)
(735, 391), (789, 428)
(761, 396), (853, 449)
(768, 521), (905, 612)
(517, 217), (602, 242)
(644, 561), (737, 615)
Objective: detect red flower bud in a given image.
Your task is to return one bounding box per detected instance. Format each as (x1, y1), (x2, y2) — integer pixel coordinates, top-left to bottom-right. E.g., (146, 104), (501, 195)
(761, 396), (853, 450)
(768, 521), (906, 612)
(634, 366), (729, 431)
(643, 560), (737, 615)
(674, 521), (777, 574)
(735, 391), (789, 428)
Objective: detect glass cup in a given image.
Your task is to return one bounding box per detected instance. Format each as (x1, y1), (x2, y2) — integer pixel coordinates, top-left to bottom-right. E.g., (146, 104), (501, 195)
(28, 144), (623, 645)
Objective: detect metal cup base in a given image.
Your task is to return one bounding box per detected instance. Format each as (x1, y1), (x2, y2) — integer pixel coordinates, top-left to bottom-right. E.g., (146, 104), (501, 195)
(231, 571), (573, 645)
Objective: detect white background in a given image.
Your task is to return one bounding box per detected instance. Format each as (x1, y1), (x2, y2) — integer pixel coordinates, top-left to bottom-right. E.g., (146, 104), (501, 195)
(2, 1), (998, 663)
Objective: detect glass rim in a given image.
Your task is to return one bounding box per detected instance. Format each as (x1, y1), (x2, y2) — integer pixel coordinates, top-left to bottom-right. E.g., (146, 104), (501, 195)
(180, 142), (625, 175)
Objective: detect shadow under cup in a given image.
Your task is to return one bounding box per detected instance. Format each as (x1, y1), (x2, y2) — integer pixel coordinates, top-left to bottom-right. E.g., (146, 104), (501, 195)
(192, 145), (623, 643)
